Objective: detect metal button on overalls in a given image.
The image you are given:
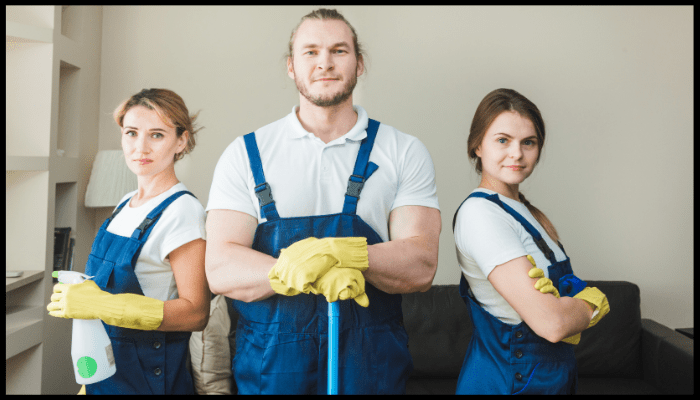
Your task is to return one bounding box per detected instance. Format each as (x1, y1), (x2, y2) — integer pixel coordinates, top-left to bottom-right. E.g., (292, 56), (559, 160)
(232, 120), (413, 394)
(84, 191), (197, 395)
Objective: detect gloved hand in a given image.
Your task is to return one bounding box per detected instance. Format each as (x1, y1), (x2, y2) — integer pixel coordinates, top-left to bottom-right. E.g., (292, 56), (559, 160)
(47, 280), (164, 331)
(268, 237), (368, 296)
(573, 287), (610, 328)
(268, 237), (339, 296)
(526, 255), (580, 345)
(527, 255), (560, 298)
(310, 266), (370, 307)
(78, 385), (86, 395)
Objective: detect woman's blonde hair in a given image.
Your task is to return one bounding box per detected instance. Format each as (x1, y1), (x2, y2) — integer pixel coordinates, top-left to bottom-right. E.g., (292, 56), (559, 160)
(464, 88), (560, 244)
(113, 88), (203, 162)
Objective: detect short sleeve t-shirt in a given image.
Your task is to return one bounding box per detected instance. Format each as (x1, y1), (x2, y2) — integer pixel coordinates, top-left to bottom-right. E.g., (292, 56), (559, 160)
(109, 182), (206, 301)
(453, 188), (567, 325)
(206, 105), (439, 242)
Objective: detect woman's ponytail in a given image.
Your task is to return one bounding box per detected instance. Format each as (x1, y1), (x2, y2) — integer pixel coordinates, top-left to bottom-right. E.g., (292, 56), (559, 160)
(518, 192), (560, 244)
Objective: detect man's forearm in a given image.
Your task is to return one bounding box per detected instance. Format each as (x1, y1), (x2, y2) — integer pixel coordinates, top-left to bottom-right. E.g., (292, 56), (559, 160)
(205, 242), (277, 303)
(365, 236), (438, 294)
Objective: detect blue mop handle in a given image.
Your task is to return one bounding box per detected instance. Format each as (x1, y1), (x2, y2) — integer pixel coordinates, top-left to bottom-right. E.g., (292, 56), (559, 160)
(328, 301), (339, 395)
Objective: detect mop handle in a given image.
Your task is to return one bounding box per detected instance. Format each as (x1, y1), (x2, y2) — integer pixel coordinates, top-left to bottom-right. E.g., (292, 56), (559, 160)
(328, 301), (339, 395)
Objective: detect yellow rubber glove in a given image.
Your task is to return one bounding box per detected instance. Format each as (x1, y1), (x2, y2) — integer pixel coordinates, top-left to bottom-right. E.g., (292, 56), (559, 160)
(310, 266), (370, 307)
(527, 255), (560, 298)
(324, 237), (370, 271)
(47, 280), (164, 331)
(78, 385), (86, 395)
(573, 287), (610, 328)
(526, 255), (580, 345)
(268, 237), (369, 296)
(268, 237), (340, 295)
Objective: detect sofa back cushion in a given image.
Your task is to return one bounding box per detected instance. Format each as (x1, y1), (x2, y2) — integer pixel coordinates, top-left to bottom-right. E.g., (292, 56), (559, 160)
(574, 280), (642, 378)
(401, 281), (643, 379)
(401, 285), (472, 378)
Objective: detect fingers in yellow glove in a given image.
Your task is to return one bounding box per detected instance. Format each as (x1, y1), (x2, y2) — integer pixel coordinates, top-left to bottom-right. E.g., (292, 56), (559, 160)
(47, 280), (164, 331)
(269, 237), (340, 294)
(526, 255), (560, 298)
(310, 266), (369, 307)
(561, 333), (581, 345)
(47, 282), (101, 319)
(268, 236), (369, 296)
(574, 287), (610, 328)
(526, 255), (537, 268)
(533, 277), (560, 298)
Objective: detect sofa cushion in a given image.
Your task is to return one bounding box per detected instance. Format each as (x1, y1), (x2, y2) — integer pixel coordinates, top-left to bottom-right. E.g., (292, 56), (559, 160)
(576, 377), (660, 394)
(401, 285), (472, 378)
(574, 281), (643, 378)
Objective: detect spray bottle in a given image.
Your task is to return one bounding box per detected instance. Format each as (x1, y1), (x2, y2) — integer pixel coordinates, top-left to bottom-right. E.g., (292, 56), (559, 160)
(53, 271), (117, 384)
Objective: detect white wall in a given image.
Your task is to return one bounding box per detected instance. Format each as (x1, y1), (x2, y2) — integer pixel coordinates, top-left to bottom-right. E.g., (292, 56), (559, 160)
(97, 6), (693, 329)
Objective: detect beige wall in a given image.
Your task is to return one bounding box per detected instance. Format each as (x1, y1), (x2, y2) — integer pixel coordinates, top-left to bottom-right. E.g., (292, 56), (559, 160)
(97, 6), (693, 329)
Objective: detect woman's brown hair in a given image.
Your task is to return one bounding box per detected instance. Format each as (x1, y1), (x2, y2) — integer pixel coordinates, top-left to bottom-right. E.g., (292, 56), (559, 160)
(463, 88), (560, 244)
(113, 88), (203, 162)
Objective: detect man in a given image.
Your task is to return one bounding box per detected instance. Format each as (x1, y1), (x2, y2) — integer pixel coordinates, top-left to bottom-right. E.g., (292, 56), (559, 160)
(205, 8), (441, 394)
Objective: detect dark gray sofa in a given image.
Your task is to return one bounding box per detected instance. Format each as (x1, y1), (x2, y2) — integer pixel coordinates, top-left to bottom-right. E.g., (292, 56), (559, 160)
(402, 281), (694, 394)
(226, 280), (693, 394)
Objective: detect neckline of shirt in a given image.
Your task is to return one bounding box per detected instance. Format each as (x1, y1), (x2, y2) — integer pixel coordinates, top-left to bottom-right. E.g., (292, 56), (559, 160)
(286, 105), (370, 145)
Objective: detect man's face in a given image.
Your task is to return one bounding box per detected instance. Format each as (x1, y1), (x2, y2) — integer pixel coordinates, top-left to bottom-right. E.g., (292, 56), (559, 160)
(287, 19), (364, 108)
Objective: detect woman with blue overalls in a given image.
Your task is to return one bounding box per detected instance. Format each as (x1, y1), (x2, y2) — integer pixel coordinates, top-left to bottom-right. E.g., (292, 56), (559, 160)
(47, 89), (210, 394)
(452, 88), (610, 394)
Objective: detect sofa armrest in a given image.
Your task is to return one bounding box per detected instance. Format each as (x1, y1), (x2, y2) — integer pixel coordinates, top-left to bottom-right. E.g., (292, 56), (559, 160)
(641, 318), (694, 394)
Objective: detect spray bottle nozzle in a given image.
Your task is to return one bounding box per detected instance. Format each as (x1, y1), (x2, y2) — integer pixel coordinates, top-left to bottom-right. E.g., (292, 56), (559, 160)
(53, 271), (94, 284)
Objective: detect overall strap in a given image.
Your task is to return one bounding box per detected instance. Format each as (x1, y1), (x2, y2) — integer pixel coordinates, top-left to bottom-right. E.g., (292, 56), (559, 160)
(101, 197), (132, 230)
(130, 191), (197, 241)
(342, 118), (381, 215)
(243, 132), (280, 221)
(466, 192), (557, 264)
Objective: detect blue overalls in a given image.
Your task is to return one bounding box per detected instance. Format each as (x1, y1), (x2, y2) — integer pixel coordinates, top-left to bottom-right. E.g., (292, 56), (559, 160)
(84, 191), (196, 395)
(454, 191), (585, 394)
(232, 119), (413, 394)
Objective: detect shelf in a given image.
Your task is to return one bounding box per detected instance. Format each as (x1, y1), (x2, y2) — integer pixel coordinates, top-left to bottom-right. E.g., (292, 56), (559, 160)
(6, 20), (53, 44)
(6, 156), (49, 172)
(5, 270), (44, 293)
(6, 305), (45, 360)
(57, 61), (81, 157)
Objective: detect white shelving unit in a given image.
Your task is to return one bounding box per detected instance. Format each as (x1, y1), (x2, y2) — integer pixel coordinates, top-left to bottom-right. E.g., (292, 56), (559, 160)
(6, 6), (102, 394)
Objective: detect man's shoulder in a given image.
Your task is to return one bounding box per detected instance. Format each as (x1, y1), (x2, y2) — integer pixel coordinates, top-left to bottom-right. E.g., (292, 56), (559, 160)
(222, 114), (290, 153)
(374, 120), (423, 146)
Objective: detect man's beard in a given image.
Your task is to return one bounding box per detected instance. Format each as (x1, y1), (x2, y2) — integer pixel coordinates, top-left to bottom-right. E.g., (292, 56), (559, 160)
(295, 73), (358, 107)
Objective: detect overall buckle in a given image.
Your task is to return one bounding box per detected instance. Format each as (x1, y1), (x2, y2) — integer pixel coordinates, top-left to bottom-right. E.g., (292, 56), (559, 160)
(255, 182), (274, 206)
(346, 175), (365, 199)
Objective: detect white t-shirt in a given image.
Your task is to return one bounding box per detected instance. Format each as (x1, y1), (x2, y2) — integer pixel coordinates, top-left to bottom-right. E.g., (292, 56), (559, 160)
(108, 182), (207, 302)
(454, 188), (567, 325)
(206, 105), (440, 242)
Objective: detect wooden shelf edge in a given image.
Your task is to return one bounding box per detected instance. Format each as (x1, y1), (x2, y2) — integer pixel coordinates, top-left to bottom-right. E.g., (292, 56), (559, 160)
(6, 270), (45, 293)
